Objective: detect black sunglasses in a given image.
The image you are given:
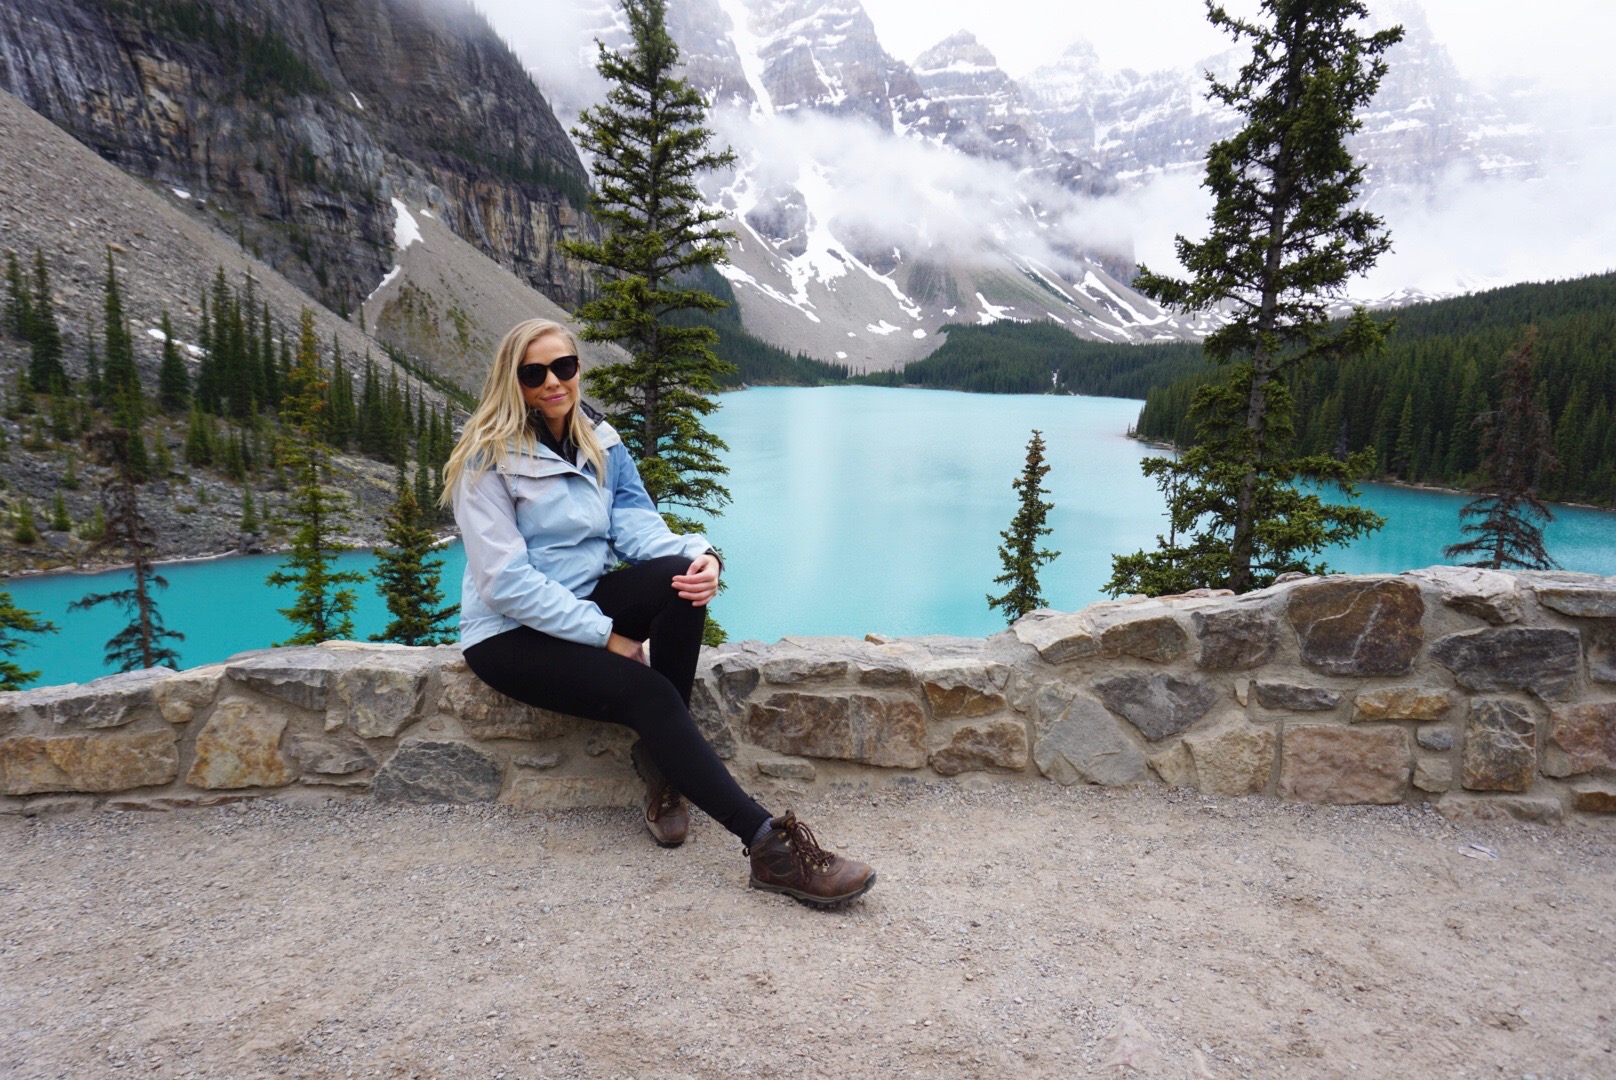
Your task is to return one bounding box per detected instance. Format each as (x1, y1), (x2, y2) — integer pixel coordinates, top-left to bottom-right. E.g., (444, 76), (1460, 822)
(517, 354), (581, 387)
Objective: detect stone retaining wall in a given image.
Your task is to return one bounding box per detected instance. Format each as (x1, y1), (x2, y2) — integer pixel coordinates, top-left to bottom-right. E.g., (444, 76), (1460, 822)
(3, 567), (1615, 823)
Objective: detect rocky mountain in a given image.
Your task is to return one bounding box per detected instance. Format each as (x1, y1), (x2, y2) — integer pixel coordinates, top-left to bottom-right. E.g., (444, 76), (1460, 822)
(0, 0), (595, 320)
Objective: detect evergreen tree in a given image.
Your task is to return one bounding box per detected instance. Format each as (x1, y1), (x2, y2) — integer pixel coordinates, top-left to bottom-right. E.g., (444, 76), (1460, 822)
(265, 309), (365, 645)
(50, 490), (70, 532)
(101, 250), (140, 400)
(1108, 0), (1397, 596)
(369, 482), (458, 646)
(562, 0), (739, 533)
(241, 483), (260, 533)
(157, 310), (191, 413)
(68, 427), (184, 672)
(29, 249), (66, 392)
(12, 499), (38, 543)
(987, 430), (1060, 623)
(4, 249), (30, 339)
(0, 589), (57, 690)
(1444, 328), (1560, 570)
(183, 405), (215, 466)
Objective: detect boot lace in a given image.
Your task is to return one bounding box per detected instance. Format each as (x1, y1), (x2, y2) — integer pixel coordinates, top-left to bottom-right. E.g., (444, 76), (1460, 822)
(657, 786), (683, 814)
(781, 816), (835, 875)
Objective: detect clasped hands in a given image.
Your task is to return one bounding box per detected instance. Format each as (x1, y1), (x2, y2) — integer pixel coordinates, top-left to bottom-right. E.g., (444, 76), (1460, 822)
(606, 553), (720, 663)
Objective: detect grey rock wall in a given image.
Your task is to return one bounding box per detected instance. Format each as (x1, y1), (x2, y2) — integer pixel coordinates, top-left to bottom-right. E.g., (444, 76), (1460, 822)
(3, 569), (1614, 823)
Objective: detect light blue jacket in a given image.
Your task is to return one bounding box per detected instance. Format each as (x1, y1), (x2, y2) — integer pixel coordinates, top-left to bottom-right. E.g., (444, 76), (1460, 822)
(452, 410), (711, 650)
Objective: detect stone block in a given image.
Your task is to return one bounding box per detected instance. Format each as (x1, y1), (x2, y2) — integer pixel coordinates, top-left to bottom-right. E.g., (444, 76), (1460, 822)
(709, 654), (763, 712)
(1097, 611), (1188, 663)
(0, 729), (178, 795)
(514, 750), (563, 771)
(285, 732), (375, 776)
(1011, 612), (1098, 664)
(329, 652), (433, 737)
(1253, 681), (1342, 712)
(687, 677), (738, 760)
(1570, 781), (1616, 813)
(224, 647), (352, 711)
(760, 656), (850, 684)
(436, 658), (572, 741)
(1542, 700), (1616, 778)
(1149, 742), (1195, 787)
(499, 774), (639, 810)
(757, 759), (816, 781)
(0, 684), (82, 729)
(747, 693), (926, 768)
(1462, 700), (1537, 793)
(1413, 759), (1452, 793)
(152, 664), (225, 725)
(1033, 694), (1146, 787)
(1586, 621), (1616, 685)
(1286, 578), (1425, 676)
(187, 700), (296, 789)
(1352, 687), (1454, 723)
(855, 661), (917, 689)
(1407, 567), (1524, 625)
(372, 739), (502, 804)
(1279, 725), (1410, 805)
(1193, 604), (1282, 670)
(1183, 719), (1276, 797)
(918, 660), (1009, 718)
(1092, 672), (1219, 742)
(1435, 792), (1564, 825)
(1416, 726), (1455, 752)
(47, 668), (175, 729)
(1430, 627), (1581, 701)
(929, 719), (1029, 776)
(1534, 585), (1616, 619)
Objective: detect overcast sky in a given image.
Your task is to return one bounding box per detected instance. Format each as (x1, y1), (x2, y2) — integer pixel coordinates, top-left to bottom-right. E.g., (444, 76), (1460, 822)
(861, 0), (1614, 95)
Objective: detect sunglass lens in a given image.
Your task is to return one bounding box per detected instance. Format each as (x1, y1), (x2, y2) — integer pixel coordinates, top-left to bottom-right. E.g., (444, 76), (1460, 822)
(552, 355), (580, 381)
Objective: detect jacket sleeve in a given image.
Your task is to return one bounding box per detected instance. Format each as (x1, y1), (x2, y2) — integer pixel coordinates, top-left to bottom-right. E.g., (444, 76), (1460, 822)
(452, 465), (615, 647)
(605, 443), (711, 565)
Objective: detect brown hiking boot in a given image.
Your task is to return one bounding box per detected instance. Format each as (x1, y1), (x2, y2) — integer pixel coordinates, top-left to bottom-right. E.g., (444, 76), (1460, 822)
(746, 813), (876, 908)
(630, 739), (688, 848)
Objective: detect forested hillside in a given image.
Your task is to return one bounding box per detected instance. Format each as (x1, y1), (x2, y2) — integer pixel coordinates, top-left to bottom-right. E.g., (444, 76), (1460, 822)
(1134, 273), (1616, 506)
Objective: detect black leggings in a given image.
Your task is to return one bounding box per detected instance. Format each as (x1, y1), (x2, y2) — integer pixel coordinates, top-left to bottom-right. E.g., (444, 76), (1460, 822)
(462, 555), (772, 843)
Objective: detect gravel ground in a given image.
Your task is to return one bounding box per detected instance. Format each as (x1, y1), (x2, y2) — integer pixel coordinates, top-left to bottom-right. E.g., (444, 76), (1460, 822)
(2, 784), (1613, 1079)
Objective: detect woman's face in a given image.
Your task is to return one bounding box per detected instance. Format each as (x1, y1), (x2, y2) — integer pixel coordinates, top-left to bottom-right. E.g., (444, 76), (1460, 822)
(519, 333), (579, 431)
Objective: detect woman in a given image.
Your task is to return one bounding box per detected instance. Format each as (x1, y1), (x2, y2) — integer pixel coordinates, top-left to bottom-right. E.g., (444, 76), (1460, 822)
(440, 318), (875, 908)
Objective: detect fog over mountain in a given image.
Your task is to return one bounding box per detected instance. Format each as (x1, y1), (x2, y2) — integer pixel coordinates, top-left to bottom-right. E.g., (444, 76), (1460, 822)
(489, 0), (1612, 366)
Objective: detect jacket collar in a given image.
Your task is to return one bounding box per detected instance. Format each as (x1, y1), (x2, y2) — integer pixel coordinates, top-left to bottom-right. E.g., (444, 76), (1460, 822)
(498, 405), (621, 478)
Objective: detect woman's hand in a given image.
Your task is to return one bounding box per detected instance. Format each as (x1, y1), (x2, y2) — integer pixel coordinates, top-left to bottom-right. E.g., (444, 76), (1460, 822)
(607, 633), (647, 664)
(672, 553), (721, 607)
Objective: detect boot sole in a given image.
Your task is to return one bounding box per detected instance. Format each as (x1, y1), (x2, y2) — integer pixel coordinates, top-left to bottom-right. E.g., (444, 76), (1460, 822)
(749, 870), (877, 909)
(630, 741), (687, 849)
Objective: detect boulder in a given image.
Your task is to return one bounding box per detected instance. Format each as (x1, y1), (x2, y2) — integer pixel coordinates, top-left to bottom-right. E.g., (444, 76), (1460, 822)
(1032, 694), (1146, 786)
(1585, 621), (1616, 685)
(918, 660), (1009, 718)
(187, 700), (297, 789)
(687, 678), (738, 759)
(1413, 759), (1452, 793)
(1430, 627), (1581, 701)
(1352, 687), (1454, 723)
(1011, 612), (1098, 664)
(1149, 741), (1196, 787)
(1542, 700), (1616, 778)
(1461, 699), (1537, 792)
(328, 651), (434, 738)
(1183, 719), (1276, 797)
(929, 719), (1029, 776)
(1416, 726), (1455, 752)
(224, 647), (352, 711)
(1407, 567), (1524, 625)
(1092, 672), (1220, 742)
(0, 729), (178, 795)
(1286, 578), (1424, 676)
(152, 664), (225, 725)
(760, 656), (850, 684)
(747, 692), (926, 768)
(286, 732), (376, 776)
(1279, 725), (1410, 804)
(372, 739), (502, 804)
(1253, 681), (1342, 712)
(1090, 604), (1188, 663)
(1570, 780), (1616, 813)
(1534, 585), (1616, 619)
(1193, 604), (1282, 670)
(1435, 792), (1564, 825)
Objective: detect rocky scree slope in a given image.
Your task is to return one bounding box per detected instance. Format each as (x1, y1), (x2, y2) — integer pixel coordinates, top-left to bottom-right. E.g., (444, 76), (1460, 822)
(0, 0), (595, 317)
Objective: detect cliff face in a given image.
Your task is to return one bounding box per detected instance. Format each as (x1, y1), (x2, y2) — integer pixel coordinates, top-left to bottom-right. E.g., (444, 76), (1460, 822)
(0, 0), (593, 313)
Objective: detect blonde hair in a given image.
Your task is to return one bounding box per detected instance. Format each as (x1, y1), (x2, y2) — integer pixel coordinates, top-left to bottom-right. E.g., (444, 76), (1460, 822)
(438, 319), (606, 509)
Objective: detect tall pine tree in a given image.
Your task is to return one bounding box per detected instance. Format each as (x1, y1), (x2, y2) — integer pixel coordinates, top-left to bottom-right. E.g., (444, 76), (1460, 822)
(1108, 0), (1398, 597)
(562, 0), (738, 534)
(370, 481), (458, 646)
(0, 588), (56, 690)
(1444, 328), (1559, 570)
(265, 309), (365, 645)
(987, 430), (1060, 623)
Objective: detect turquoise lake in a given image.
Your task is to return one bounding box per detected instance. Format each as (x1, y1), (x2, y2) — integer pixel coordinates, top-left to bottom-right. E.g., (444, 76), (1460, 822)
(7, 385), (1616, 687)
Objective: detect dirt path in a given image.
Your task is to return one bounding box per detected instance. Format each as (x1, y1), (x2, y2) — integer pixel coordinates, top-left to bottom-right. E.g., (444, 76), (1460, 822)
(2, 784), (1612, 1078)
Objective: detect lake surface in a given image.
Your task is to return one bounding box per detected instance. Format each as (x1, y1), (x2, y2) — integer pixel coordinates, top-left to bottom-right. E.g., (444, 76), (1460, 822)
(7, 385), (1616, 686)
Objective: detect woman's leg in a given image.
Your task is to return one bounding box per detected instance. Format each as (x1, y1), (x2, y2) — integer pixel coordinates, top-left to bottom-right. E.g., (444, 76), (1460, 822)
(583, 554), (704, 705)
(462, 624), (772, 843)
